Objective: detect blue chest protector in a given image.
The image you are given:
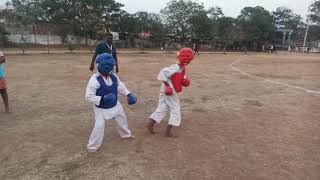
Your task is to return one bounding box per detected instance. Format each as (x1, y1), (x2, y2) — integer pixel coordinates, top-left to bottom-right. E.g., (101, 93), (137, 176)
(96, 75), (118, 109)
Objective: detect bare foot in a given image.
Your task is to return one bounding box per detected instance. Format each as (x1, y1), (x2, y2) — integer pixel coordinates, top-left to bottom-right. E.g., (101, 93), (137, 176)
(165, 131), (173, 137)
(4, 107), (10, 113)
(146, 123), (155, 134)
(146, 120), (156, 134)
(164, 132), (178, 138)
(165, 125), (178, 138)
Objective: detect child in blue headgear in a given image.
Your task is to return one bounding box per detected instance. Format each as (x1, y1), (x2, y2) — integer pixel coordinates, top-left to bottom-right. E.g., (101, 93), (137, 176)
(85, 53), (137, 153)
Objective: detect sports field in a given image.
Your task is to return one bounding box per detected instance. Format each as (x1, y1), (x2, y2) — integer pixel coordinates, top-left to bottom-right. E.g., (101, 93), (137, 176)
(1, 52), (319, 180)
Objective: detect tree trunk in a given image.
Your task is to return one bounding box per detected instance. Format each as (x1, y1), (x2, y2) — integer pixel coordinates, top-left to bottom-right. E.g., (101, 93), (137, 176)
(224, 36), (227, 54)
(33, 25), (37, 44)
(47, 32), (50, 54)
(21, 33), (25, 54)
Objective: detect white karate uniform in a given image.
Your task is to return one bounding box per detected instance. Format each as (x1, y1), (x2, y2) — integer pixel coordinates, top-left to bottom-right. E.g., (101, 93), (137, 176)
(85, 73), (132, 152)
(149, 64), (184, 127)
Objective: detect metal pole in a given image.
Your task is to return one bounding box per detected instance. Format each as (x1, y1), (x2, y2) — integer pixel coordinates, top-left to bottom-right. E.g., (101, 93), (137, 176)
(288, 31), (292, 51)
(282, 32), (286, 48)
(303, 23), (309, 52)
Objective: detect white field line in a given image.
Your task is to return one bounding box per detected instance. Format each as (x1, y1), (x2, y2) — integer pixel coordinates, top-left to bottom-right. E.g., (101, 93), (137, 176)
(230, 59), (320, 95)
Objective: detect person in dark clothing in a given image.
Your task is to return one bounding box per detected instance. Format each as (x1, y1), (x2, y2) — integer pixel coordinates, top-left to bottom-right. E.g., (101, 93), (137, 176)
(272, 43), (276, 53)
(193, 42), (200, 55)
(90, 33), (119, 73)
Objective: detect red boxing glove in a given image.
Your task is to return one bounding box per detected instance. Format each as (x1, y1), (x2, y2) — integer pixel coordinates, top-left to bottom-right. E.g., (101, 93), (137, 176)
(165, 85), (173, 95)
(182, 78), (190, 87)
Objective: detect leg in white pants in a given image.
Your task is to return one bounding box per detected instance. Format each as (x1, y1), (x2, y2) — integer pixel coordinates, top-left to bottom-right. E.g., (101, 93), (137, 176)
(87, 107), (132, 152)
(149, 93), (181, 126)
(87, 112), (106, 152)
(114, 109), (132, 138)
(149, 93), (169, 123)
(167, 95), (181, 126)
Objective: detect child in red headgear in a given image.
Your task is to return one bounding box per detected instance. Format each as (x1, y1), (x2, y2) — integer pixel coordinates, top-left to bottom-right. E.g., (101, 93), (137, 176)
(147, 48), (194, 137)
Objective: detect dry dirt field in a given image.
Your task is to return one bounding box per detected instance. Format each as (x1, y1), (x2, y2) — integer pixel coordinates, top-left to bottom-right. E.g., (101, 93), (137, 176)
(0, 52), (319, 180)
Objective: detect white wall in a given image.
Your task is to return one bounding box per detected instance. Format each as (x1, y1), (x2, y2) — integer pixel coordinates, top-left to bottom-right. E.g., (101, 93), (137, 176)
(110, 31), (119, 41)
(8, 34), (61, 45)
(7, 33), (96, 45)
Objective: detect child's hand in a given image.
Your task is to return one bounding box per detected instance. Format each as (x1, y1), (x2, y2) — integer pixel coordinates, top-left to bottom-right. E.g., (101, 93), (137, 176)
(127, 93), (137, 105)
(89, 63), (94, 71)
(182, 78), (190, 87)
(165, 85), (173, 95)
(116, 66), (119, 73)
(102, 93), (117, 104)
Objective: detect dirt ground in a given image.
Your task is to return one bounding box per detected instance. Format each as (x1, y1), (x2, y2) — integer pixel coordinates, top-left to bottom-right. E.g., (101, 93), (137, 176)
(0, 52), (319, 180)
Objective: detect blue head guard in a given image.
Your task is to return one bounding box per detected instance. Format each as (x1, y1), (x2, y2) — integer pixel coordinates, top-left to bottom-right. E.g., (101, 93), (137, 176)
(97, 53), (116, 74)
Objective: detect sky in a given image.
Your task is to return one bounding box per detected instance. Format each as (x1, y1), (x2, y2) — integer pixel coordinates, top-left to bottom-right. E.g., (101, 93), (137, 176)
(0, 0), (315, 20)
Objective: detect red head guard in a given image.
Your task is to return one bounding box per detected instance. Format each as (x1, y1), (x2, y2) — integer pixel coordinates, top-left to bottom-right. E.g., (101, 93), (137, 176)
(178, 48), (194, 65)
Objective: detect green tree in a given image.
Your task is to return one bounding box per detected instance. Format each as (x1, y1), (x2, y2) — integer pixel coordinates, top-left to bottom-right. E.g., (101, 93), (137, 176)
(0, 8), (9, 47)
(273, 7), (302, 44)
(189, 8), (212, 39)
(309, 0), (320, 24)
(3, 0), (38, 53)
(118, 11), (139, 36)
(146, 13), (166, 43)
(161, 0), (205, 42)
(237, 6), (276, 49)
(216, 17), (237, 50)
(205, 6), (225, 41)
(307, 25), (320, 41)
(133, 11), (149, 32)
(4, 0), (35, 26)
(55, 0), (124, 44)
(118, 11), (165, 47)
(307, 0), (320, 43)
(134, 12), (164, 36)
(207, 6), (224, 20)
(0, 25), (9, 47)
(273, 7), (302, 30)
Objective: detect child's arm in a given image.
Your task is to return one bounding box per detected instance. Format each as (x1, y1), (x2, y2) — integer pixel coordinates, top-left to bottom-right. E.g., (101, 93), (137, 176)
(89, 52), (97, 71)
(114, 75), (131, 96)
(0, 52), (5, 64)
(162, 81), (173, 95)
(89, 41), (101, 71)
(85, 75), (102, 106)
(157, 65), (179, 82)
(113, 48), (119, 73)
(157, 64), (181, 95)
(115, 75), (137, 105)
(162, 81), (170, 86)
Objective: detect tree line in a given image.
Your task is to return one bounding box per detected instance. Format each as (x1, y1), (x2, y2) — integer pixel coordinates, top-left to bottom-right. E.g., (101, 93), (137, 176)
(0, 0), (320, 50)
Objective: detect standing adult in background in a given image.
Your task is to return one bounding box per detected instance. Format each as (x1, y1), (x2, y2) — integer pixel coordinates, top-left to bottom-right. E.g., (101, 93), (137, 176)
(90, 33), (119, 73)
(272, 43), (277, 53)
(0, 50), (9, 113)
(241, 43), (248, 54)
(193, 41), (200, 55)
